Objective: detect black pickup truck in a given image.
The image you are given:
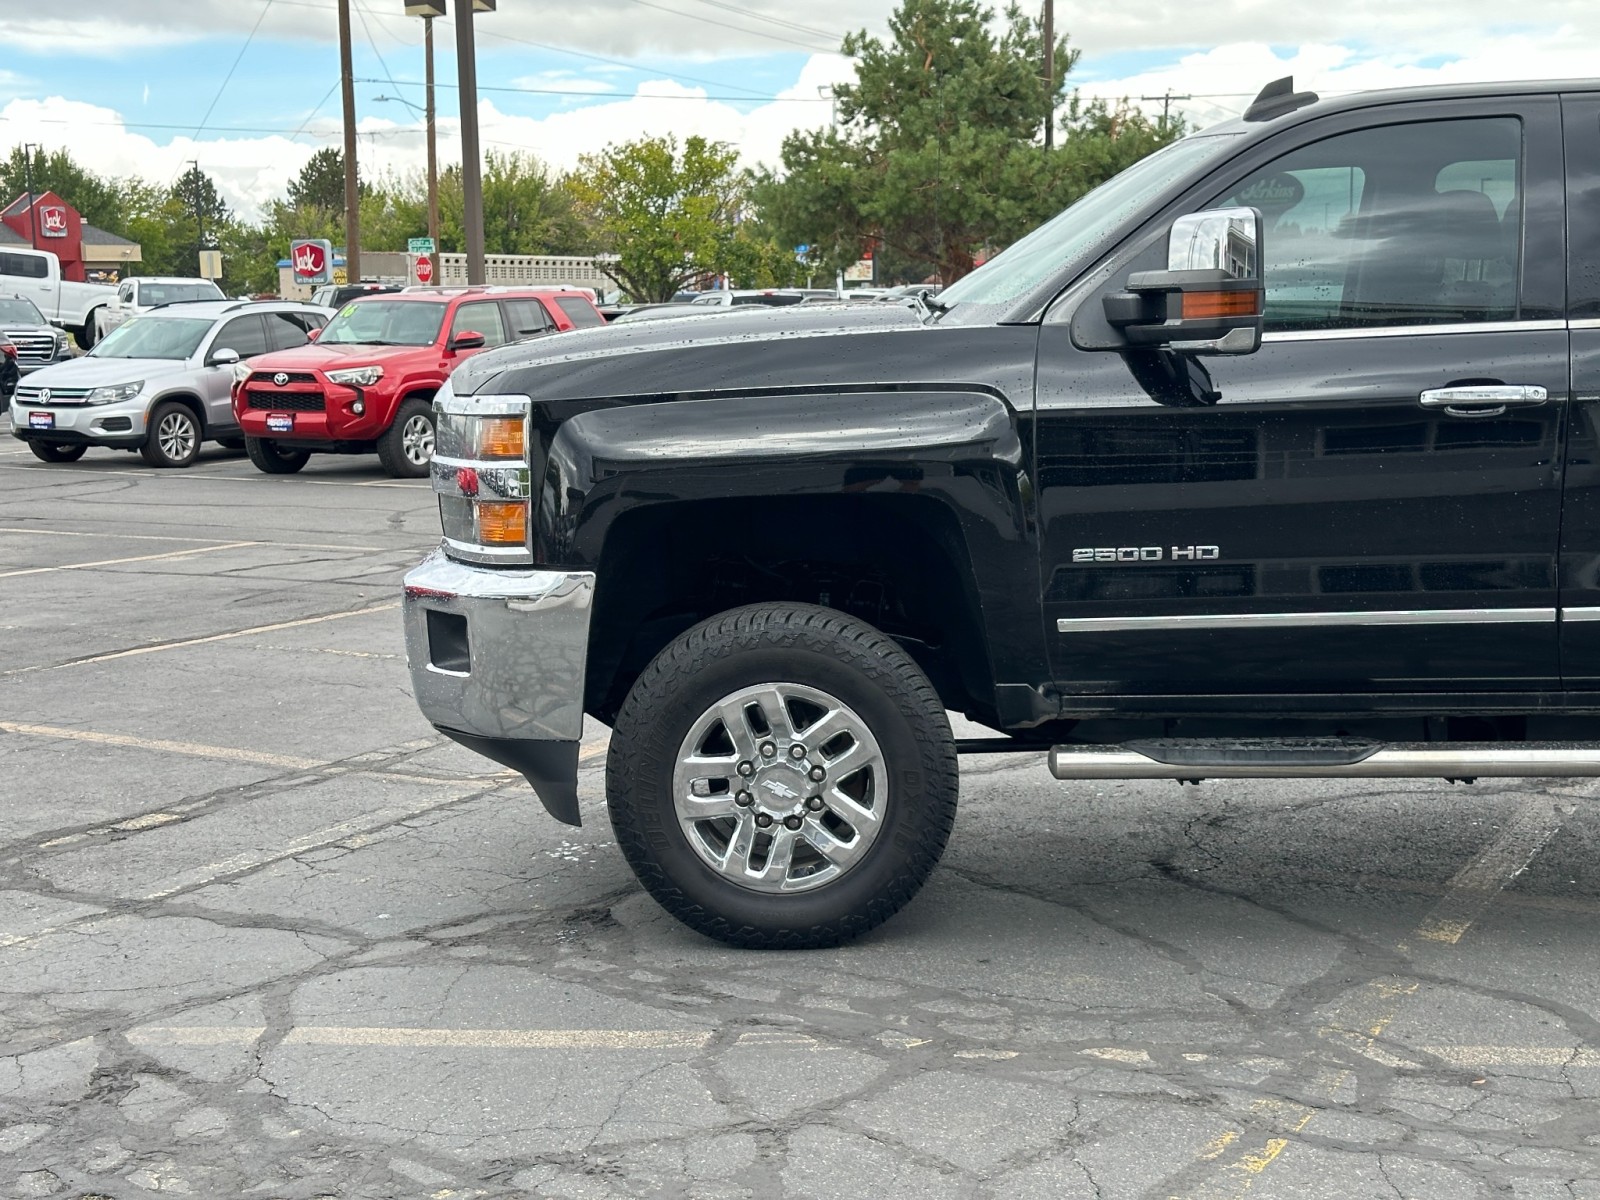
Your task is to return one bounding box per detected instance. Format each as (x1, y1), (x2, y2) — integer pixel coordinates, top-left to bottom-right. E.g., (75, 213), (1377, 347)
(403, 77), (1600, 948)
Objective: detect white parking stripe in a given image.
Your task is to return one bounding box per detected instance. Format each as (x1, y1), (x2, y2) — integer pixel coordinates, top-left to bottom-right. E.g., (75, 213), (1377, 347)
(0, 526), (388, 552)
(0, 541), (256, 578)
(0, 721), (320, 770)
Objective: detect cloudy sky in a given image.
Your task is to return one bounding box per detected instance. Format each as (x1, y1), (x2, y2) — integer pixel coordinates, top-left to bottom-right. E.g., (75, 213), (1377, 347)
(1, 1), (1596, 221)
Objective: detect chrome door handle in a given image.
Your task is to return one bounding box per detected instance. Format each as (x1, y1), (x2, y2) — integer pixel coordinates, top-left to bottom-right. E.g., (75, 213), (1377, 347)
(1419, 384), (1548, 418)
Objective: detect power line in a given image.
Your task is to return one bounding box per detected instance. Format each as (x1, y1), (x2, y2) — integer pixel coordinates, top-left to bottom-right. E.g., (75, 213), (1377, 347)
(674, 0), (840, 43)
(351, 76), (830, 103)
(617, 0), (836, 53)
(287, 80), (342, 142)
(183, 1), (276, 149)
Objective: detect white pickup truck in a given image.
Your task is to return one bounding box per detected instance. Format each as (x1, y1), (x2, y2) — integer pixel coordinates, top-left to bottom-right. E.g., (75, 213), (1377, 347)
(93, 276), (226, 342)
(0, 246), (118, 349)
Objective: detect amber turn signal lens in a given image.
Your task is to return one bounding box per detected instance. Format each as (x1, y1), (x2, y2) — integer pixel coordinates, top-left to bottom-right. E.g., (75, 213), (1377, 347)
(1181, 290), (1261, 320)
(477, 417), (526, 459)
(476, 501), (528, 545)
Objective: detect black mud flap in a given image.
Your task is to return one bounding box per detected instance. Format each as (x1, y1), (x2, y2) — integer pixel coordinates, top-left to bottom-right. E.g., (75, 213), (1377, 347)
(435, 727), (582, 826)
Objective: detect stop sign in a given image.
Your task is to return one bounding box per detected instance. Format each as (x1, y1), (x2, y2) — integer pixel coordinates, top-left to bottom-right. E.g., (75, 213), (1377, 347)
(415, 254), (434, 284)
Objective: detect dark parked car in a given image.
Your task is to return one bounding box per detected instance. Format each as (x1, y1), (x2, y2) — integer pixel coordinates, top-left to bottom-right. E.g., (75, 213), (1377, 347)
(308, 282), (402, 309)
(401, 75), (1600, 949)
(0, 295), (73, 399)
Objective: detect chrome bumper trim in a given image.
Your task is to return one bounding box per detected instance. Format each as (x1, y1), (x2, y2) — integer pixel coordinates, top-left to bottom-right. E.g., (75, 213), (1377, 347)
(402, 547), (594, 742)
(1057, 607), (1553, 633)
(1049, 742), (1600, 780)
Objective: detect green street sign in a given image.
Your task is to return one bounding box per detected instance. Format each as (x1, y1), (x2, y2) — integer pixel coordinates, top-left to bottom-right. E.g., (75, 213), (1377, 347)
(407, 237), (436, 254)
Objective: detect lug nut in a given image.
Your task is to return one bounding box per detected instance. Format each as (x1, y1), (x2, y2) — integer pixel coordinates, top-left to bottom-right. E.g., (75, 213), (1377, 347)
(805, 796), (824, 811)
(783, 815), (803, 831)
(755, 813), (774, 828)
(737, 760), (754, 777)
(760, 741), (777, 758)
(808, 765), (826, 782)
(735, 791), (754, 807)
(789, 744), (806, 760)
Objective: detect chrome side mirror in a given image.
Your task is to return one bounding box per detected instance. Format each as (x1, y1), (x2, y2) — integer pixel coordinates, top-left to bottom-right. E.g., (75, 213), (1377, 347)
(1103, 206), (1265, 356)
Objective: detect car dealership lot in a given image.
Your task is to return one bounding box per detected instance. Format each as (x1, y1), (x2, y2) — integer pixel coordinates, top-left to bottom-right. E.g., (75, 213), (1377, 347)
(1, 423), (1599, 1199)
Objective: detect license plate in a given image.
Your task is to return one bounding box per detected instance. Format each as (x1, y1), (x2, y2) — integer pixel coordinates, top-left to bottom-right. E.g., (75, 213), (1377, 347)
(28, 411), (53, 430)
(266, 414), (294, 433)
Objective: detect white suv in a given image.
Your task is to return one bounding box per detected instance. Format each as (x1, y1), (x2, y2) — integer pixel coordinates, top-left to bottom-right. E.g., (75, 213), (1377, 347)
(10, 300), (331, 468)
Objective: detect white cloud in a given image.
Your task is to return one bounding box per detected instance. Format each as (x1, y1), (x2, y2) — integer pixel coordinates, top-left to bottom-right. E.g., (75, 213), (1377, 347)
(0, 54), (855, 223)
(1078, 31), (1600, 129)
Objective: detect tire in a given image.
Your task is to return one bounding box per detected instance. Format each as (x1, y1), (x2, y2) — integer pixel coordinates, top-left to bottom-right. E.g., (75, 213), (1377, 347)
(139, 401), (202, 468)
(216, 437), (246, 451)
(607, 603), (958, 949)
(29, 442), (87, 463)
(376, 397), (435, 478)
(77, 316), (98, 351)
(244, 436), (311, 475)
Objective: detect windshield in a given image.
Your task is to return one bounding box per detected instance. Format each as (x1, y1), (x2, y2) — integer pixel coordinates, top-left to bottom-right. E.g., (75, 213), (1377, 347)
(139, 281), (223, 306)
(90, 317), (213, 360)
(0, 298), (46, 325)
(937, 132), (1245, 314)
(318, 300), (446, 346)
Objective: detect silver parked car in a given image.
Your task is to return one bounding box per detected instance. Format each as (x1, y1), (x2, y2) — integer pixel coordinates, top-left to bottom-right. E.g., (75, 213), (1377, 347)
(10, 300), (332, 467)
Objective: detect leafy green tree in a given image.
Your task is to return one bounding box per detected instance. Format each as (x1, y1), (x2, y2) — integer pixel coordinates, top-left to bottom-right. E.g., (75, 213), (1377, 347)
(566, 135), (751, 302)
(757, 0), (1180, 283)
(285, 147), (352, 212)
(0, 145), (125, 234)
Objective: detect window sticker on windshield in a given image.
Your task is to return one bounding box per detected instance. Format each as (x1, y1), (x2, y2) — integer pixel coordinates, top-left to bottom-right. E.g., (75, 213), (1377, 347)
(339, 305), (358, 318)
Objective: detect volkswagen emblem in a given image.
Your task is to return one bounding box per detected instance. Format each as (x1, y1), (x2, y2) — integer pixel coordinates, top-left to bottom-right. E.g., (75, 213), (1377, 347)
(37, 388), (49, 403)
(272, 372), (289, 387)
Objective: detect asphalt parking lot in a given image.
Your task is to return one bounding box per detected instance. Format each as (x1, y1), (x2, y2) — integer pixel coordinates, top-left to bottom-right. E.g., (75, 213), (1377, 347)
(1, 417), (1599, 1199)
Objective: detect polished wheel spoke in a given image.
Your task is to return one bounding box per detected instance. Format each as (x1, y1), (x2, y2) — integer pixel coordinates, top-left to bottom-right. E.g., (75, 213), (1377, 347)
(800, 816), (867, 871)
(824, 785), (882, 830)
(748, 686), (800, 742)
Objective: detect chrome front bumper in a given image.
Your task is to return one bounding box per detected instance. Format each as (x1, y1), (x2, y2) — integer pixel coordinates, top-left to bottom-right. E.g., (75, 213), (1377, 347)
(402, 547), (596, 824)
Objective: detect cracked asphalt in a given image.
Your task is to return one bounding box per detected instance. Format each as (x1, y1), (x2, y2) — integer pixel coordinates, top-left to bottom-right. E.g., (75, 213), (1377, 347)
(2, 419), (1599, 1199)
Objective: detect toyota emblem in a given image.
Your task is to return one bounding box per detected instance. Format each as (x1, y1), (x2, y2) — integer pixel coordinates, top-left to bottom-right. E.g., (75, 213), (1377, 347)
(37, 388), (49, 403)
(273, 372), (289, 387)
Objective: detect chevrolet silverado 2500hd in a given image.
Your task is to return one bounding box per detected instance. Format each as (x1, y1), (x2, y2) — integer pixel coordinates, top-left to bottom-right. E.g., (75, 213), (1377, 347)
(401, 77), (1600, 947)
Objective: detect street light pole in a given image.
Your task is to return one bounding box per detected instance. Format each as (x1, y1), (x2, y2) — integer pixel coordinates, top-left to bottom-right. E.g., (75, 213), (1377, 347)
(1042, 0), (1054, 149)
(425, 14), (441, 285)
(337, 0), (362, 283)
(455, 0), (486, 284)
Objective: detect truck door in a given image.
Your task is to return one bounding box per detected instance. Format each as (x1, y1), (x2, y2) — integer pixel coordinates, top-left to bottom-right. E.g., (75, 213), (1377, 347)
(1037, 96), (1567, 699)
(1557, 94), (1600, 686)
(0, 251), (56, 318)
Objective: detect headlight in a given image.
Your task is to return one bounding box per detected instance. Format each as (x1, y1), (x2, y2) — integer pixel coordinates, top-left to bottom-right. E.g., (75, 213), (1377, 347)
(54, 334), (70, 356)
(326, 365), (384, 387)
(232, 362), (253, 385)
(85, 381), (144, 405)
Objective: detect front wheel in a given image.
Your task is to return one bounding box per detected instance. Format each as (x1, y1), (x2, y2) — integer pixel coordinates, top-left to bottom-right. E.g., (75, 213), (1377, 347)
(140, 401), (201, 468)
(376, 397), (435, 478)
(244, 436), (310, 475)
(607, 604), (958, 949)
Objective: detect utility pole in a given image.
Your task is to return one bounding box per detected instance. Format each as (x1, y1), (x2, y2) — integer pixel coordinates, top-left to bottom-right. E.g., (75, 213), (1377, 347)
(424, 12), (441, 286)
(21, 143), (38, 249)
(455, 0), (488, 284)
(337, 0), (362, 282)
(1042, 0), (1054, 149)
(188, 159), (203, 266)
(1140, 89), (1192, 131)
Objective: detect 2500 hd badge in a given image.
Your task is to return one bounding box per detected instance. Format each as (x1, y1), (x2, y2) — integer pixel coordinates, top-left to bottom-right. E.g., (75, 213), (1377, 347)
(1071, 545), (1222, 564)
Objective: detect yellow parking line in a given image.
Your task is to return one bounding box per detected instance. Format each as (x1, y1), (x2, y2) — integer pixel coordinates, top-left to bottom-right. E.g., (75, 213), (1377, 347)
(1177, 792), (1573, 1198)
(0, 541), (257, 578)
(3, 601), (401, 676)
(0, 720), (320, 770)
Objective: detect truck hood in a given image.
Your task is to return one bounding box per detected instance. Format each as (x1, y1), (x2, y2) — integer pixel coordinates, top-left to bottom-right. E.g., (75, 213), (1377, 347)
(22, 356), (195, 388)
(246, 342), (436, 371)
(452, 303), (940, 402)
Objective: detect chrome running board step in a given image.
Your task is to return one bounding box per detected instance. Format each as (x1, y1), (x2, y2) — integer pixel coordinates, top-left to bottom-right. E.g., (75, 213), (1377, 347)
(1048, 738), (1600, 780)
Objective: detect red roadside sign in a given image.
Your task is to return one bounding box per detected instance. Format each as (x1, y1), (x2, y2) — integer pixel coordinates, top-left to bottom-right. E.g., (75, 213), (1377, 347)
(415, 254), (434, 284)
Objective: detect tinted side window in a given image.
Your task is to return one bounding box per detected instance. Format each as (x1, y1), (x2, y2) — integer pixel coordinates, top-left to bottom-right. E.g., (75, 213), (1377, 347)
(213, 315), (270, 358)
(0, 253), (48, 279)
(504, 299), (552, 338)
(450, 301), (507, 347)
(1218, 117), (1522, 332)
(554, 297), (604, 327)
(263, 311), (318, 351)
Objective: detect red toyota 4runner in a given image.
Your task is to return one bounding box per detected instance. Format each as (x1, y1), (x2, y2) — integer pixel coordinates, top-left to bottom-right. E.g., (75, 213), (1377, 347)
(233, 287), (604, 477)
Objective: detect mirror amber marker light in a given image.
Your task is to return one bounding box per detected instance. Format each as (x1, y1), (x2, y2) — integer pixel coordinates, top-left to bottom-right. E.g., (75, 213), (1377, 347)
(1181, 290), (1261, 320)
